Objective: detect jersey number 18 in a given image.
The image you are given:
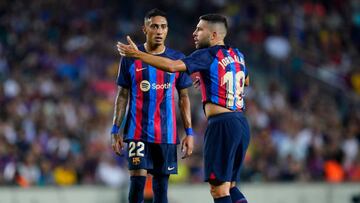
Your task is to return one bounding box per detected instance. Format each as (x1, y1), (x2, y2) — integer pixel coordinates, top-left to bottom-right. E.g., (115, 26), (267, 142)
(221, 71), (245, 108)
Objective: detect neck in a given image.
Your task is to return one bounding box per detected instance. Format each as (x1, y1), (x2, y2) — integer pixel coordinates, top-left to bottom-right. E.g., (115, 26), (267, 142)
(144, 43), (166, 55)
(210, 39), (225, 47)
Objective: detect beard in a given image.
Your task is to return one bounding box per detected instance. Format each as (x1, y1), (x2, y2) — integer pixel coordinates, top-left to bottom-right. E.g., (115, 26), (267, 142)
(196, 39), (211, 49)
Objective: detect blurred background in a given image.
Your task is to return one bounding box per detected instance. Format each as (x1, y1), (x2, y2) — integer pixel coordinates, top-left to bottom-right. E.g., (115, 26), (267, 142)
(0, 0), (359, 202)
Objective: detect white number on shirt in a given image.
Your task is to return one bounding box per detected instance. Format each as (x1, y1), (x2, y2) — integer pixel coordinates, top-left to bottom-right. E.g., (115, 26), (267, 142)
(221, 71), (245, 108)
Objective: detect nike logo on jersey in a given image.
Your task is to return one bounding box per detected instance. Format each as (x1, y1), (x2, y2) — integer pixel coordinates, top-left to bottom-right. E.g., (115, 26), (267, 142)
(136, 67), (147, 72)
(167, 166), (175, 171)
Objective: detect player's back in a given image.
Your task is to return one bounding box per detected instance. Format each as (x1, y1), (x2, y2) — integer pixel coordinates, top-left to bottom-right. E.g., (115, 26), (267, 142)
(183, 45), (248, 112)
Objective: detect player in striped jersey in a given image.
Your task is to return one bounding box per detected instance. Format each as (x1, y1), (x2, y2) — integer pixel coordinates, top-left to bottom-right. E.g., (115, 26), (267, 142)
(118, 14), (250, 203)
(111, 9), (194, 203)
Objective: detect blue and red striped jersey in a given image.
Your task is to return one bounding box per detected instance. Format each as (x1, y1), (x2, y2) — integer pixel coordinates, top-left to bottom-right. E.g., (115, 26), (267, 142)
(181, 45), (248, 111)
(117, 45), (192, 144)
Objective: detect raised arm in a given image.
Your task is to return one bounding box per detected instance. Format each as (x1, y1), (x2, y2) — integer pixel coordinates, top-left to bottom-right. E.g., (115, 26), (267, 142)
(178, 88), (194, 159)
(117, 36), (187, 72)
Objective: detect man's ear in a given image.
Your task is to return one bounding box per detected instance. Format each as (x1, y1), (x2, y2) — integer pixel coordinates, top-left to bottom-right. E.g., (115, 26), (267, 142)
(211, 31), (217, 40)
(142, 26), (147, 34)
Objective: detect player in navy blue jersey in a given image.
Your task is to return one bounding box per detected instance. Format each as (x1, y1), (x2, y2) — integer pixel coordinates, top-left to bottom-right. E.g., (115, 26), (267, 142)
(111, 9), (194, 203)
(117, 14), (250, 203)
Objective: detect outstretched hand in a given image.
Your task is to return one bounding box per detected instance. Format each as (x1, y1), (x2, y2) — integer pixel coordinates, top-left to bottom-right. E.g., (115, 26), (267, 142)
(117, 36), (139, 57)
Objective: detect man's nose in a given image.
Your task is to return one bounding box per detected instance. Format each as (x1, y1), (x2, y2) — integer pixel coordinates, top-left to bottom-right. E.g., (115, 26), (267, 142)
(157, 29), (163, 34)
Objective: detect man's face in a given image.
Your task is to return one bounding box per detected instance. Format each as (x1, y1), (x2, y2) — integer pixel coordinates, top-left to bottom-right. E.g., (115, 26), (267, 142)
(193, 20), (211, 49)
(144, 16), (168, 46)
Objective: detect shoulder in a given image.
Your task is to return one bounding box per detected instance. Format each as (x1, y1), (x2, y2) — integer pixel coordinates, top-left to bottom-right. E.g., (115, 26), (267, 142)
(190, 47), (213, 57)
(229, 46), (245, 58)
(164, 47), (186, 59)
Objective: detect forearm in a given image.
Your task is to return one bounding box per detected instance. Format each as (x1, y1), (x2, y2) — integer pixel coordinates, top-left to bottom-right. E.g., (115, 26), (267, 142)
(113, 86), (129, 127)
(178, 89), (192, 129)
(136, 51), (187, 72)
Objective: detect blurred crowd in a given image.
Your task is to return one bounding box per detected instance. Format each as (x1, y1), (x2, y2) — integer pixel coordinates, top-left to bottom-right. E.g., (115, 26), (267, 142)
(0, 0), (359, 187)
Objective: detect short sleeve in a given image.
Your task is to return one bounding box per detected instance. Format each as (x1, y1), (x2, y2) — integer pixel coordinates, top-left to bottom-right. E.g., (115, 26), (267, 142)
(181, 49), (212, 74)
(176, 72), (193, 90)
(236, 49), (248, 78)
(241, 56), (248, 78)
(244, 66), (249, 78)
(116, 57), (131, 88)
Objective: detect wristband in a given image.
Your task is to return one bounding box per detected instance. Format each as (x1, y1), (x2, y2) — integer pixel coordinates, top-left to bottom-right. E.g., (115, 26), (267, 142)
(111, 124), (120, 135)
(185, 128), (193, 136)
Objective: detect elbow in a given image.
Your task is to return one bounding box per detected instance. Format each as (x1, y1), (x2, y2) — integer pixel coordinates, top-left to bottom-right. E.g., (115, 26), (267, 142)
(178, 99), (184, 108)
(167, 60), (183, 73)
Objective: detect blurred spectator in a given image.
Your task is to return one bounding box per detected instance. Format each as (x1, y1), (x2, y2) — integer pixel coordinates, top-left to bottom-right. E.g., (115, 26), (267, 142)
(0, 0), (359, 186)
(96, 154), (127, 187)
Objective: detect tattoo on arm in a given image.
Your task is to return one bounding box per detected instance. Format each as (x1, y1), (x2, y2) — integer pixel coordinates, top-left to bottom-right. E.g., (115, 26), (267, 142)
(178, 88), (192, 129)
(113, 86), (129, 127)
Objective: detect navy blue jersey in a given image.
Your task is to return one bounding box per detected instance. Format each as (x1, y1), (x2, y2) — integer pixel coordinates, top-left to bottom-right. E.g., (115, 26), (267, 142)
(117, 45), (192, 144)
(181, 45), (248, 111)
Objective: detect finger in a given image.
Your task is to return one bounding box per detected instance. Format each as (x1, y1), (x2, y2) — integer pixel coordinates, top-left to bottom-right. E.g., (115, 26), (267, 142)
(117, 46), (125, 54)
(114, 144), (120, 155)
(186, 148), (193, 156)
(181, 144), (189, 159)
(127, 36), (137, 50)
(119, 140), (125, 151)
(117, 41), (127, 45)
(181, 152), (189, 159)
(117, 42), (126, 48)
(181, 141), (185, 152)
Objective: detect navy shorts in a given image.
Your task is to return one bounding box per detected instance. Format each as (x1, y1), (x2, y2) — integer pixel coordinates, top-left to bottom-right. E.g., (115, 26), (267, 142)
(204, 112), (250, 182)
(126, 140), (178, 175)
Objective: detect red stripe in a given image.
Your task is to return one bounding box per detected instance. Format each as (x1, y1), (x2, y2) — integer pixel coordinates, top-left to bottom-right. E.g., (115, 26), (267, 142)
(217, 50), (227, 107)
(200, 74), (206, 102)
(134, 60), (143, 140)
(172, 73), (177, 143)
(154, 70), (164, 143)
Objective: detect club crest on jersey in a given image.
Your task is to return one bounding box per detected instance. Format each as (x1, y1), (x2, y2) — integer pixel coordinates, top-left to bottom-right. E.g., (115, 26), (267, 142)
(218, 55), (245, 69)
(132, 157), (141, 165)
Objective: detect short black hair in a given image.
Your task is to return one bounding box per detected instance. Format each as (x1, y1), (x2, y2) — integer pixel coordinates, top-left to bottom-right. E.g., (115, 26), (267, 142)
(199, 14), (228, 30)
(144, 8), (167, 21)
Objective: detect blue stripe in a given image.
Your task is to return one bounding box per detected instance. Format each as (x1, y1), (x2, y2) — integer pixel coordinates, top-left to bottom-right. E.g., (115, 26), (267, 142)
(166, 74), (175, 143)
(147, 66), (156, 142)
(229, 52), (237, 110)
(234, 49), (246, 73)
(234, 49), (246, 110)
(127, 63), (136, 139)
(210, 59), (219, 103)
